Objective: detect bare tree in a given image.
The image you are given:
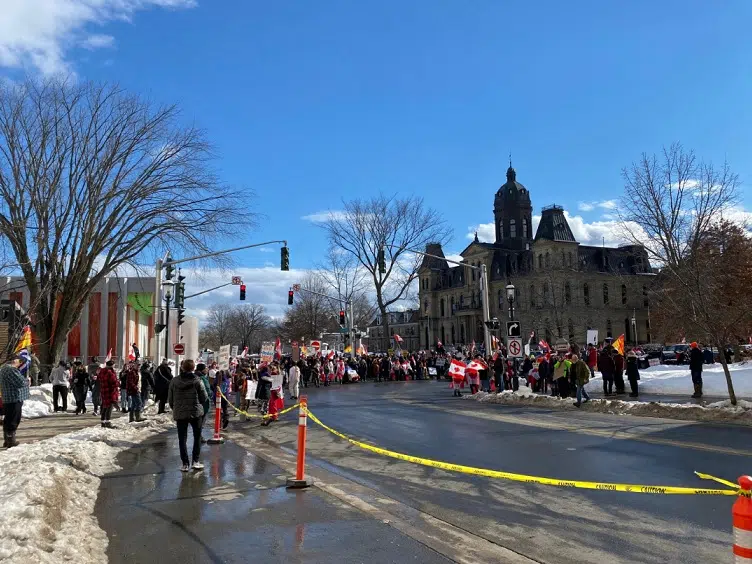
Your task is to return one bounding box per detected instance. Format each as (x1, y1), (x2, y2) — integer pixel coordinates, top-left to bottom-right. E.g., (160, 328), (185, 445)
(201, 304), (236, 348)
(280, 272), (337, 343)
(0, 78), (251, 366)
(619, 144), (743, 403)
(317, 246), (376, 330)
(322, 195), (451, 339)
(231, 304), (271, 350)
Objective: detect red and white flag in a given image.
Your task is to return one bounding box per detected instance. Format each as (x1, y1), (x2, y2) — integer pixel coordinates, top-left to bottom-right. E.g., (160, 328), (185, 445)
(240, 346), (248, 358)
(393, 334), (404, 344)
(326, 349), (336, 360)
(127, 344), (136, 361)
(467, 359), (488, 372)
(437, 339), (443, 348)
(539, 340), (550, 352)
(105, 348), (112, 363)
(448, 359), (466, 380)
(274, 337), (282, 360)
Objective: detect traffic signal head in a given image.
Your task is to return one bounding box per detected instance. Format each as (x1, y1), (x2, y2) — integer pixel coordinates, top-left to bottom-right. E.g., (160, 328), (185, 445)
(339, 310), (345, 325)
(165, 260), (174, 281)
(240, 284), (246, 301)
(377, 247), (386, 274)
(177, 308), (185, 326)
(281, 246), (290, 271)
(288, 289), (294, 305)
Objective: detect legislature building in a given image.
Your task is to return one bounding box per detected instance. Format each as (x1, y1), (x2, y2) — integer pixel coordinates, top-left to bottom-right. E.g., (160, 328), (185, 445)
(417, 165), (655, 350)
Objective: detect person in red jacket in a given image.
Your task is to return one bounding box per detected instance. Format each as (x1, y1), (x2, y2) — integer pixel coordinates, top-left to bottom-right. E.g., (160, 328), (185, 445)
(587, 345), (598, 379)
(98, 360), (120, 428)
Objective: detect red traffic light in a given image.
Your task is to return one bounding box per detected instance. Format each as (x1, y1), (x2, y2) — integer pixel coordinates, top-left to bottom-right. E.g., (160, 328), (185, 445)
(288, 290), (294, 305)
(339, 310), (345, 325)
(240, 284), (246, 301)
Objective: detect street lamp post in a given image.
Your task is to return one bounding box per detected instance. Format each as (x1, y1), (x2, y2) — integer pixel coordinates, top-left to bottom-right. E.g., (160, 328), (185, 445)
(505, 283), (518, 390)
(631, 309), (637, 346)
(163, 283), (174, 361)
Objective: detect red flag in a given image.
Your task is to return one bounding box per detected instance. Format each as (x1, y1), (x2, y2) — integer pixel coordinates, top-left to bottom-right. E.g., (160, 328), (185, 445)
(448, 359), (466, 380)
(128, 344), (136, 361)
(240, 346), (248, 358)
(274, 337), (282, 360)
(467, 359), (488, 372)
(394, 334), (404, 344)
(538, 340), (550, 352)
(326, 350), (335, 360)
(105, 348), (112, 363)
(437, 339), (443, 348)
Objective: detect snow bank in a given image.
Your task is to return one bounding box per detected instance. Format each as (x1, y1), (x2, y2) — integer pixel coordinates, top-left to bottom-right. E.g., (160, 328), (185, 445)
(465, 390), (752, 425)
(585, 362), (752, 398)
(22, 384), (55, 419)
(0, 414), (173, 564)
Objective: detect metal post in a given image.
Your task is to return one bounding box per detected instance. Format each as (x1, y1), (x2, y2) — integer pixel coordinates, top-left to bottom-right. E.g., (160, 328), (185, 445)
(154, 258), (162, 364)
(164, 294), (171, 361)
(480, 264), (492, 356)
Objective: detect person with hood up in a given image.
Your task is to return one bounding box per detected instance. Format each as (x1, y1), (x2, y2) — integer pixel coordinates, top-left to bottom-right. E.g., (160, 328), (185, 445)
(98, 360), (120, 428)
(571, 354), (591, 408)
(168, 359), (208, 472)
(154, 358), (173, 414)
(626, 349), (641, 398)
(689, 341), (704, 398)
(71, 360), (90, 415)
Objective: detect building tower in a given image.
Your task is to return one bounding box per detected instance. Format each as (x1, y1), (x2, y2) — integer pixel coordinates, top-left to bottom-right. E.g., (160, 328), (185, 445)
(493, 163), (533, 251)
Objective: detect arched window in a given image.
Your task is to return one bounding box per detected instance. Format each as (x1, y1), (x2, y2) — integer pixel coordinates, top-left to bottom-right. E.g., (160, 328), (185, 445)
(606, 319), (613, 338)
(568, 252), (573, 267)
(545, 252), (551, 267)
(441, 326), (446, 344)
(543, 282), (550, 305)
(498, 289), (503, 308)
(471, 264), (475, 282)
(565, 282), (572, 305)
(621, 284), (627, 305)
(440, 299), (445, 317)
(538, 254), (543, 269)
(522, 218), (528, 238)
(424, 299), (429, 313)
(499, 219), (504, 238)
(603, 283), (609, 305)
(568, 319), (575, 342)
(460, 324), (465, 343)
(451, 325), (456, 343)
(450, 296), (455, 313)
(459, 294), (464, 307)
(643, 285), (649, 307)
(510, 219), (517, 238)
(530, 284), (536, 308)
(583, 282), (590, 306)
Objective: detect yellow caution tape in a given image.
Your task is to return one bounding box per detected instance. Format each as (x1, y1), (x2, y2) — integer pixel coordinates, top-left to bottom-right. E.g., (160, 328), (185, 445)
(304, 408), (739, 496)
(218, 389), (300, 420)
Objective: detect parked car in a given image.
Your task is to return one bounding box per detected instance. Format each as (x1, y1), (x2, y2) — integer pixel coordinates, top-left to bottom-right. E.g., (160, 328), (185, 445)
(661, 344), (689, 365)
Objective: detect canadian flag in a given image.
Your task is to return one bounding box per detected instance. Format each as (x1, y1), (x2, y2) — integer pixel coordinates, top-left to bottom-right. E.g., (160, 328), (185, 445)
(240, 346), (248, 358)
(274, 337), (282, 360)
(539, 340), (550, 352)
(127, 344), (136, 361)
(105, 348), (112, 363)
(393, 334), (404, 344)
(448, 359), (466, 380)
(326, 350), (336, 360)
(467, 359), (488, 372)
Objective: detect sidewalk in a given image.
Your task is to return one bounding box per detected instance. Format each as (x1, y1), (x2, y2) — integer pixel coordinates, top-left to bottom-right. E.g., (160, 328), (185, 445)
(11, 410), (125, 445)
(94, 429), (450, 564)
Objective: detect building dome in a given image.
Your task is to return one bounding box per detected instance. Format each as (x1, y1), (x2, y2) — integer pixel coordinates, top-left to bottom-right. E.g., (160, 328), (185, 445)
(495, 166), (531, 206)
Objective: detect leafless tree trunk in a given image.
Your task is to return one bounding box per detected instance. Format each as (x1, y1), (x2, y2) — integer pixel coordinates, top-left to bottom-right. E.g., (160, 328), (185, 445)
(231, 304), (270, 350)
(202, 304), (235, 348)
(321, 195), (451, 341)
(317, 246), (377, 331)
(619, 143), (742, 403)
(281, 272), (337, 343)
(0, 77), (251, 366)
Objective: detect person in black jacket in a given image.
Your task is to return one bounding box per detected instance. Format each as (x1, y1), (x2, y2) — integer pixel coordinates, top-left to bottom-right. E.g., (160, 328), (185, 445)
(689, 342), (704, 398)
(71, 361), (90, 415)
(140, 361), (155, 405)
(154, 359), (173, 413)
(168, 359), (208, 472)
(626, 349), (640, 397)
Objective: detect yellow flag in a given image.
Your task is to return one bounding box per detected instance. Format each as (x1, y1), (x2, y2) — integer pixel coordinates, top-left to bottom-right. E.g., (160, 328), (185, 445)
(14, 325), (31, 354)
(613, 334), (625, 356)
(344, 345), (352, 353)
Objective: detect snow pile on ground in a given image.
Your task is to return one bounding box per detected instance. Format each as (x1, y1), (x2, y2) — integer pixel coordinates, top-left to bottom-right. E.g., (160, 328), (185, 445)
(465, 389), (752, 424)
(0, 414), (173, 564)
(22, 384), (55, 418)
(585, 362), (752, 398)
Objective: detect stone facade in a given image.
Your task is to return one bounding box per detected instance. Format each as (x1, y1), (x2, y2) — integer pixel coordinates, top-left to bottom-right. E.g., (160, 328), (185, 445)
(367, 310), (420, 353)
(418, 165), (655, 350)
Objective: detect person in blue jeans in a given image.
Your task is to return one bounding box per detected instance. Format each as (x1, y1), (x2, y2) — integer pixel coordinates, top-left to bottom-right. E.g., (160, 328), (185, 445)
(572, 354), (591, 408)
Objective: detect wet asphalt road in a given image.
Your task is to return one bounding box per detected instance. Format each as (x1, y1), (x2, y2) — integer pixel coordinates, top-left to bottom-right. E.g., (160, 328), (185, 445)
(95, 432), (451, 564)
(245, 379), (750, 564)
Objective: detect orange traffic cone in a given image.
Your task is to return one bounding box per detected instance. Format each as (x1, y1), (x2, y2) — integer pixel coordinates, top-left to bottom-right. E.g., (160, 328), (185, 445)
(733, 476), (752, 561)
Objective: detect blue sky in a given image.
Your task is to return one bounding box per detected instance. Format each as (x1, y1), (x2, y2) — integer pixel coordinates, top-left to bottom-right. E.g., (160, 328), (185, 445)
(2, 0), (751, 318)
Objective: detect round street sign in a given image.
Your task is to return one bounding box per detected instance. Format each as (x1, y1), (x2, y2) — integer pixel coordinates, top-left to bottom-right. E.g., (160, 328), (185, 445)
(507, 337), (523, 358)
(173, 343), (185, 355)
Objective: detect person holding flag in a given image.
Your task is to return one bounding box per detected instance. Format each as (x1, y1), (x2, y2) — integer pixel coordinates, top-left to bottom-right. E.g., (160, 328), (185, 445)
(449, 358), (466, 397)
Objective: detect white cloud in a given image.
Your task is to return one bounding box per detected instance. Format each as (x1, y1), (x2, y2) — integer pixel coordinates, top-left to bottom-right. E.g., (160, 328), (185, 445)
(80, 34), (115, 50)
(301, 210), (347, 223)
(578, 200), (617, 212)
(597, 199), (618, 210)
(467, 222), (495, 243)
(0, 0), (197, 75)
(578, 202), (595, 212)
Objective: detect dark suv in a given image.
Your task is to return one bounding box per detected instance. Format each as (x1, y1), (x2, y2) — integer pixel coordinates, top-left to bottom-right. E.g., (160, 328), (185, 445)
(661, 344), (689, 365)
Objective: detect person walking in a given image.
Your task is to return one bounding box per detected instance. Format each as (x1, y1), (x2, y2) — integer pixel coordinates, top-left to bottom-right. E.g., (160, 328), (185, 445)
(88, 356), (101, 416)
(154, 359), (173, 414)
(626, 349), (641, 398)
(98, 360), (120, 428)
(118, 366), (129, 413)
(598, 347), (615, 396)
(288, 361), (301, 400)
(689, 341), (704, 398)
(572, 354), (591, 408)
(125, 360), (146, 422)
(0, 355), (30, 448)
(71, 360), (90, 415)
(140, 361), (154, 406)
(195, 363), (212, 441)
(168, 359), (208, 472)
(587, 345), (598, 379)
(50, 360), (70, 412)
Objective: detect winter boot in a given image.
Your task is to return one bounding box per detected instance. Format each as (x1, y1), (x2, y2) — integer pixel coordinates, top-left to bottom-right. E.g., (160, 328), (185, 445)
(2, 431), (8, 448)
(129, 411), (135, 423)
(7, 433), (19, 448)
(135, 411), (147, 422)
(691, 383), (701, 398)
